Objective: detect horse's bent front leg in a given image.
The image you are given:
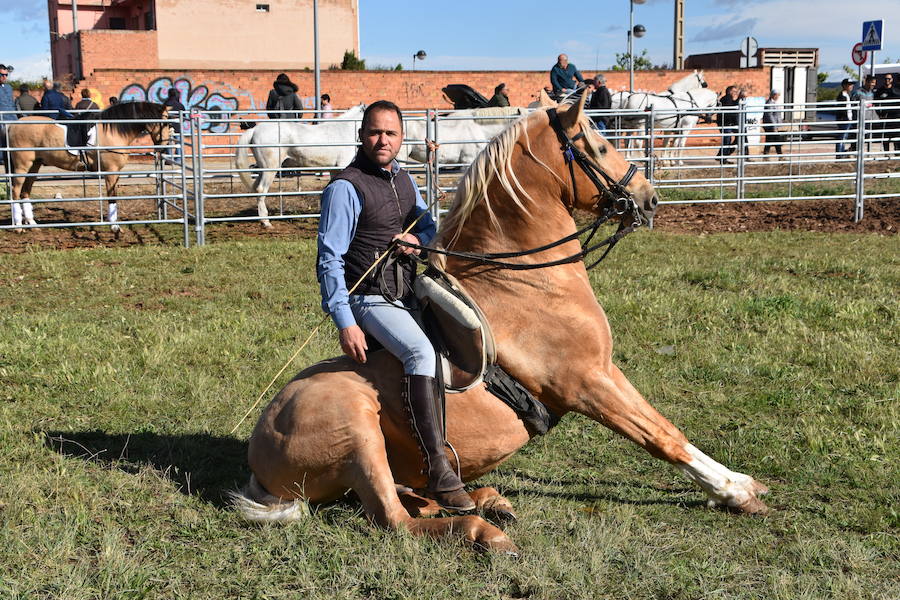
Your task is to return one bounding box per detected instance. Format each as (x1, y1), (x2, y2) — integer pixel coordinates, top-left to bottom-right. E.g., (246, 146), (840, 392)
(576, 364), (769, 514)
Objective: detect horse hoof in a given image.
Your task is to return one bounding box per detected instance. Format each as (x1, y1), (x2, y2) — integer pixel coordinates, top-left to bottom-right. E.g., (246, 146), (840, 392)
(13, 228), (24, 234)
(485, 507), (518, 526)
(261, 221), (273, 229)
(110, 224), (121, 234)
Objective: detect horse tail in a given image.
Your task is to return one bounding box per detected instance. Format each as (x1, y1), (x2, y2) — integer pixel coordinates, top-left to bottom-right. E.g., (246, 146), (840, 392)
(234, 128), (256, 191)
(229, 474), (309, 523)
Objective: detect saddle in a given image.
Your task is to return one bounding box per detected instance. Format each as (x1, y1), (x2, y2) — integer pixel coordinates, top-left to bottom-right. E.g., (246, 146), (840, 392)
(413, 265), (559, 436)
(54, 121), (97, 157)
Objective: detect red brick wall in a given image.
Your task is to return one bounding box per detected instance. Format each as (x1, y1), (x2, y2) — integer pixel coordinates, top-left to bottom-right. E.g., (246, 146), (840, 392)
(79, 30), (159, 72)
(78, 67), (772, 112)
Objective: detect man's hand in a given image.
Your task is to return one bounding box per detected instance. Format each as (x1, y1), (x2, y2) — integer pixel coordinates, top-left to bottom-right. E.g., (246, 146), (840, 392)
(393, 233), (421, 256)
(339, 325), (368, 363)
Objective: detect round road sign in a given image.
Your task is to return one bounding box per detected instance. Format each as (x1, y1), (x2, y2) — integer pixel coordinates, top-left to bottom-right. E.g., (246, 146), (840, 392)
(852, 42), (867, 66)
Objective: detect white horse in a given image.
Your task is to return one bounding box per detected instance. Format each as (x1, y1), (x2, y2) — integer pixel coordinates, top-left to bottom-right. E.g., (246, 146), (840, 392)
(403, 106), (528, 166)
(234, 105), (365, 227)
(622, 88), (718, 165)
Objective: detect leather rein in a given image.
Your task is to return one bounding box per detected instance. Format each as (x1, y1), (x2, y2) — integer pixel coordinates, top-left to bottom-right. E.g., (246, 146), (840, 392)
(396, 107), (645, 271)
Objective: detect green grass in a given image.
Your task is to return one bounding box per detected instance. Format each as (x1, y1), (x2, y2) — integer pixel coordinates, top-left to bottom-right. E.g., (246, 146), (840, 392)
(1, 232), (898, 599)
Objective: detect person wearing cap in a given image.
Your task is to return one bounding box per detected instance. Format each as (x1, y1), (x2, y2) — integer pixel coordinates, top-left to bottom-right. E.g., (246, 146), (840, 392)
(487, 83), (510, 108)
(836, 78), (855, 157)
(586, 75), (612, 131)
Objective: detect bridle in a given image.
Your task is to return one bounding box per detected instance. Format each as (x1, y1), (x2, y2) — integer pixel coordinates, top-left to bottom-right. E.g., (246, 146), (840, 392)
(394, 107), (646, 272)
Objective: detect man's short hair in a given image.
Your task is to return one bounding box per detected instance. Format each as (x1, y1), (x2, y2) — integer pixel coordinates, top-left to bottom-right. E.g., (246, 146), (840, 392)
(865, 75), (876, 84)
(594, 74), (606, 84)
(361, 100), (403, 131)
(18, 84), (29, 93)
(81, 88), (91, 98)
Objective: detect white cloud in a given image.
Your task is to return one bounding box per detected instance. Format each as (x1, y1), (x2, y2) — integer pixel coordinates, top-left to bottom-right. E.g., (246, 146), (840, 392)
(6, 53), (51, 82)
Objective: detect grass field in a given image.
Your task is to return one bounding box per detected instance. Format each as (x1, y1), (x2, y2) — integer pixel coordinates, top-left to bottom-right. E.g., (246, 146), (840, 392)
(1, 232), (897, 599)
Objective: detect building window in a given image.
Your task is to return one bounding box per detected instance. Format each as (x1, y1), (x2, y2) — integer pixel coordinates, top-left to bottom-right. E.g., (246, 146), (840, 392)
(145, 11), (154, 30)
(109, 17), (126, 30)
(256, 4), (270, 12)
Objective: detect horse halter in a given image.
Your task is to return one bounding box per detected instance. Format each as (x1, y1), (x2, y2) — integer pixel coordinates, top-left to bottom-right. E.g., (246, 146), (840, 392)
(546, 107), (640, 223)
(394, 108), (648, 272)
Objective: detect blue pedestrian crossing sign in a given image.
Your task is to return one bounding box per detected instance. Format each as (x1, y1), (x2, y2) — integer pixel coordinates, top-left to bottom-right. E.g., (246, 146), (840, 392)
(861, 20), (883, 51)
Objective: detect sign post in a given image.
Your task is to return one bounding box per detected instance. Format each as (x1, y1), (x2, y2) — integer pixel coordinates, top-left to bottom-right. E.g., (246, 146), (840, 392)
(861, 19), (884, 78)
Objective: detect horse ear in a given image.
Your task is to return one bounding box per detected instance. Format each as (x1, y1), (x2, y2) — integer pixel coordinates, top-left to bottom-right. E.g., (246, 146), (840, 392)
(538, 89), (557, 107)
(558, 88), (588, 129)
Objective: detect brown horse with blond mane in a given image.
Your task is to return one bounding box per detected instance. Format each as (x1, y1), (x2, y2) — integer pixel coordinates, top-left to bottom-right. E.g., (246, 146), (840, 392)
(233, 93), (769, 554)
(7, 101), (171, 232)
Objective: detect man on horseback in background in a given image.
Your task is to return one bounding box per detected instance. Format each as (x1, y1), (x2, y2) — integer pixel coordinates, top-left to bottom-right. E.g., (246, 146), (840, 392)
(317, 101), (475, 512)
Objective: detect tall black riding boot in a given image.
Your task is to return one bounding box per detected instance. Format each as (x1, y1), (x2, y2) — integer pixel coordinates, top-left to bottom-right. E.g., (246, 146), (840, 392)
(401, 374), (475, 512)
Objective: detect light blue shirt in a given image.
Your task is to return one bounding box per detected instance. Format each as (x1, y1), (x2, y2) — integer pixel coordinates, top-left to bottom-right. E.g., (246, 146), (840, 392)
(316, 160), (437, 330)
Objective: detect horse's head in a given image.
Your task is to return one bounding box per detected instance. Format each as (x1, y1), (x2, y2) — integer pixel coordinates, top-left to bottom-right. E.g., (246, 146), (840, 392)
(530, 92), (658, 228)
(148, 106), (173, 149)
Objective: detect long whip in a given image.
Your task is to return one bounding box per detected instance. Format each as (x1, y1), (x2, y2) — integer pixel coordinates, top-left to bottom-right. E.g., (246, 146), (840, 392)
(230, 143), (445, 435)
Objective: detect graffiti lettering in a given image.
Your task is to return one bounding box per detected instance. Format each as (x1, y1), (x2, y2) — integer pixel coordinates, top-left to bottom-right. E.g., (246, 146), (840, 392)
(119, 77), (240, 133)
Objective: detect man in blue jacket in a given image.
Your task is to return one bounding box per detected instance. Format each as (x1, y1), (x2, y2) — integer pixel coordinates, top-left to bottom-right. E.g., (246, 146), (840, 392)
(0, 64), (18, 171)
(550, 54), (584, 97)
(39, 81), (74, 120)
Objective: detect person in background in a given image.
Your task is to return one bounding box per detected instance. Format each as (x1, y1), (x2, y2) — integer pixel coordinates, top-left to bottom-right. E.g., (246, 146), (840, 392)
(487, 83), (510, 108)
(74, 88), (99, 111)
(835, 78), (855, 158)
(320, 94), (334, 119)
(761, 89), (783, 159)
(0, 64), (18, 171)
(40, 81), (73, 120)
(586, 75), (612, 131)
(162, 88), (186, 161)
(15, 84), (38, 115)
(852, 75), (877, 153)
(715, 85), (740, 163)
(874, 72), (900, 156)
(316, 100), (473, 512)
(550, 54), (583, 97)
(266, 73), (303, 120)
(108, 96), (119, 106)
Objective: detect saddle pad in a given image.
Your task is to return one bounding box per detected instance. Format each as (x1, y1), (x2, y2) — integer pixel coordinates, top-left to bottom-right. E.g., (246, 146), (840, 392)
(54, 122), (97, 156)
(414, 270), (494, 393)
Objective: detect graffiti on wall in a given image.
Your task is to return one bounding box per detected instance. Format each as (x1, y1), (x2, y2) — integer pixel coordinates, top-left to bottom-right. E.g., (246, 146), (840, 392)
(119, 77), (243, 133)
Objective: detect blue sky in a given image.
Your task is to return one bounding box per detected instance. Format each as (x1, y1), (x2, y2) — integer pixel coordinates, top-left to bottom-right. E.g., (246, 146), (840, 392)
(1, 0), (898, 82)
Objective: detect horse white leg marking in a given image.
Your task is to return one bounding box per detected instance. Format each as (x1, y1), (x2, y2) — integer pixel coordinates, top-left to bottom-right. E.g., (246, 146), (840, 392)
(11, 202), (23, 227)
(22, 202), (37, 226)
(676, 443), (767, 510)
(108, 202), (120, 233)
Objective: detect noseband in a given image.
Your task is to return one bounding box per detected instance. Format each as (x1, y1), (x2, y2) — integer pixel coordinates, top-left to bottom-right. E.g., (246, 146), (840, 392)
(394, 108), (648, 271)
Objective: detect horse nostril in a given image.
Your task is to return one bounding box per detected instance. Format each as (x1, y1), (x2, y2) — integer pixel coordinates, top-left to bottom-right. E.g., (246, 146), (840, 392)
(649, 196), (658, 208)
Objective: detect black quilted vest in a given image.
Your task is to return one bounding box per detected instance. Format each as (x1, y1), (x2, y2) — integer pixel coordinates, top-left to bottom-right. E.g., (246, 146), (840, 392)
(332, 150), (419, 297)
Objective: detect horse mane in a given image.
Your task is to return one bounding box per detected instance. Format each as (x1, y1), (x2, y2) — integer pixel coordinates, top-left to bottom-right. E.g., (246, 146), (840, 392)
(437, 107), (604, 249)
(98, 101), (167, 137)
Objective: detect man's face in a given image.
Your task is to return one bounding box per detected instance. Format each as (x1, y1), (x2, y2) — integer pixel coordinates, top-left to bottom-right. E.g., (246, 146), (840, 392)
(866, 78), (876, 90)
(0, 69), (8, 83)
(558, 55), (568, 68)
(359, 109), (403, 168)
(885, 75), (894, 88)
(729, 88), (739, 99)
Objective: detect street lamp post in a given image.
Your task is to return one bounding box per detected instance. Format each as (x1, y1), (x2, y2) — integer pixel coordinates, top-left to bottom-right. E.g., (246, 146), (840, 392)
(412, 50), (427, 71)
(629, 0), (646, 93)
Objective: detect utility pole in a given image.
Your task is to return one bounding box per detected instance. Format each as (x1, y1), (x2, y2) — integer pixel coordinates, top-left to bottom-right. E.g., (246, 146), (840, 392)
(673, 0), (685, 69)
(313, 0), (321, 115)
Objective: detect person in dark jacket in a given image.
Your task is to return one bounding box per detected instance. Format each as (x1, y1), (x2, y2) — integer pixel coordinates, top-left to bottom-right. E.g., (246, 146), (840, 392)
(15, 85), (38, 115)
(715, 85), (740, 161)
(874, 73), (900, 155)
(316, 100), (473, 513)
(40, 81), (74, 120)
(487, 83), (510, 107)
(586, 76), (612, 130)
(266, 73), (303, 120)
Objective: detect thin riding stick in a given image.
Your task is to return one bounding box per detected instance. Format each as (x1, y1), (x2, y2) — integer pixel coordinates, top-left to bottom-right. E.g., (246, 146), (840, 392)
(230, 144), (446, 435)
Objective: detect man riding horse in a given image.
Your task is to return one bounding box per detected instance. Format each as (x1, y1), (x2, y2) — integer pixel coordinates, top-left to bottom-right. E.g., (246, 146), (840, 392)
(316, 100), (475, 512)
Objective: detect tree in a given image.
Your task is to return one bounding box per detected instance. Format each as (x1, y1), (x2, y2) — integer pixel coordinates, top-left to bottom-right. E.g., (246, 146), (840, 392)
(610, 49), (654, 71)
(817, 72), (828, 85)
(340, 50), (366, 70)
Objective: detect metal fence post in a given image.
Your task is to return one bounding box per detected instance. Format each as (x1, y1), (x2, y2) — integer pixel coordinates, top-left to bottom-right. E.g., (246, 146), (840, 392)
(854, 100), (866, 222)
(737, 103), (746, 200)
(432, 110), (442, 226)
(425, 109), (434, 224)
(190, 112), (205, 245)
(179, 119), (190, 248)
(645, 107), (654, 179)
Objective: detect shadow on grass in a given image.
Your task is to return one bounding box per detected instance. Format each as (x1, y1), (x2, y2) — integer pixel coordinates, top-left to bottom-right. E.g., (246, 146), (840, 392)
(41, 429), (248, 508)
(498, 469), (706, 508)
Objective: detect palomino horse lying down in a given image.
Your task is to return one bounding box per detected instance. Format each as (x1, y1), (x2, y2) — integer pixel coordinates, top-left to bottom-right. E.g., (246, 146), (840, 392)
(233, 94), (769, 554)
(7, 102), (171, 232)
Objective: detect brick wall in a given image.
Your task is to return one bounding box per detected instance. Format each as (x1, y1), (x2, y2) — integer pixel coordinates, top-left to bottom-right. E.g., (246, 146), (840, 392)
(77, 67), (773, 112)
